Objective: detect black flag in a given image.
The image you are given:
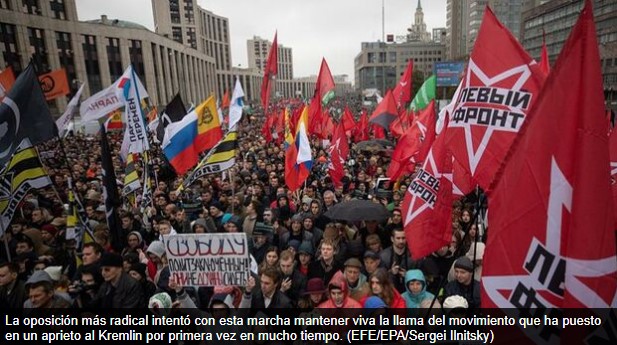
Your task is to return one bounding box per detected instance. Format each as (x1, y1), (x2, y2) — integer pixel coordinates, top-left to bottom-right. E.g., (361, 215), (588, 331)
(0, 64), (57, 166)
(156, 93), (187, 142)
(100, 124), (123, 252)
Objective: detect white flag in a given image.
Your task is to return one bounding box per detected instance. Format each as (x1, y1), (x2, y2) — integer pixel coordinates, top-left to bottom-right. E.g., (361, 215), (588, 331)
(56, 83), (85, 137)
(229, 78), (244, 129)
(120, 66), (150, 154)
(80, 66), (149, 122)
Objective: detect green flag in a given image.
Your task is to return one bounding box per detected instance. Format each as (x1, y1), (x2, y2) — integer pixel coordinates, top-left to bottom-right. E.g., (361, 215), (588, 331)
(409, 75), (436, 111)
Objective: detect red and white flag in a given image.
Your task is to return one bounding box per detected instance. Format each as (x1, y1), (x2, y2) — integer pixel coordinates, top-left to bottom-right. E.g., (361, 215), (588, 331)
(402, 116), (452, 260)
(484, 0), (617, 321)
(445, 7), (545, 193)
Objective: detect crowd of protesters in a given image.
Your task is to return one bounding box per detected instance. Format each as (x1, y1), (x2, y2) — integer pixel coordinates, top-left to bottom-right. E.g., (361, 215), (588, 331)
(0, 98), (485, 317)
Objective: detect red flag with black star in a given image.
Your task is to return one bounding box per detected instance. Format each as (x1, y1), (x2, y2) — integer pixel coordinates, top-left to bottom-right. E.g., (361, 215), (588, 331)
(402, 116), (452, 260)
(445, 7), (546, 193)
(485, 0), (617, 314)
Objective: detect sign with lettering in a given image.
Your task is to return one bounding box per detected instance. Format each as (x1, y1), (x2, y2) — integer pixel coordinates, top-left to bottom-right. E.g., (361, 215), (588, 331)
(165, 233), (250, 287)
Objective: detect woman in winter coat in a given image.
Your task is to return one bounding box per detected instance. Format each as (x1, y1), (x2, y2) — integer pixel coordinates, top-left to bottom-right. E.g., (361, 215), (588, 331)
(401, 269), (440, 312)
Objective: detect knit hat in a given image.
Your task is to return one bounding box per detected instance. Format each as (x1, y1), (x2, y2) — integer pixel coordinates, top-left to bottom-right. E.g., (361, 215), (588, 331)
(454, 256), (474, 273)
(287, 239), (301, 251)
(43, 266), (63, 282)
(40, 224), (58, 237)
(364, 296), (387, 309)
(297, 241), (314, 256)
(192, 218), (209, 231)
(226, 215), (242, 229)
(443, 295), (469, 309)
(221, 213), (232, 225)
(149, 292), (172, 315)
(253, 222), (273, 235)
(210, 201), (224, 212)
(129, 263), (147, 279)
(303, 278), (326, 295)
(344, 258), (363, 269)
(127, 231), (143, 244)
(363, 251), (380, 260)
(99, 253), (123, 268)
(26, 270), (53, 286)
(146, 241), (166, 258)
(301, 196), (313, 205)
(291, 214), (303, 223)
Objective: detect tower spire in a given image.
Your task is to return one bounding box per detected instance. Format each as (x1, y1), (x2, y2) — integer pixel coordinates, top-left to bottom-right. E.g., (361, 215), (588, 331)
(417, 0), (422, 10)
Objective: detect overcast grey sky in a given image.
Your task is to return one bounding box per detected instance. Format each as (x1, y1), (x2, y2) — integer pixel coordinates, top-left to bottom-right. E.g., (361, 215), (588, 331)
(75, 0), (447, 79)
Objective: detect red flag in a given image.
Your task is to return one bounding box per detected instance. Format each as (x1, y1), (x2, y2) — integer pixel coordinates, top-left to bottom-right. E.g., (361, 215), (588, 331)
(323, 114), (335, 139)
(393, 60), (414, 109)
(261, 112), (274, 142)
(341, 106), (356, 132)
(445, 7), (546, 193)
(221, 90), (230, 109)
(0, 66), (16, 96)
(402, 117), (453, 260)
(372, 124), (385, 139)
(260, 32), (278, 112)
(353, 110), (370, 143)
(285, 136), (300, 190)
(328, 123), (349, 187)
(539, 30), (550, 76)
(387, 100), (437, 180)
(485, 0), (617, 312)
(369, 90), (398, 129)
(308, 95), (323, 136)
(610, 123), (617, 230)
(317, 58), (336, 107)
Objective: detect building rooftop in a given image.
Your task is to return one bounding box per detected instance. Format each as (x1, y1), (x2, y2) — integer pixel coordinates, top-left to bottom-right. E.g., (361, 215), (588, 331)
(84, 15), (149, 30)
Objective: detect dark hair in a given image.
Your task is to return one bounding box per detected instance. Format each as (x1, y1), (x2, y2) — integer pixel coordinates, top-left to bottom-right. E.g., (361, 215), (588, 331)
(0, 261), (19, 273)
(261, 267), (281, 285)
(83, 242), (103, 255)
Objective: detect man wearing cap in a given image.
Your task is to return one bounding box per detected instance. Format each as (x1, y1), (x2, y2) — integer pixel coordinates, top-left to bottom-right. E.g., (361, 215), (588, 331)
(343, 258), (369, 302)
(250, 223), (273, 264)
(445, 256), (480, 310)
(25, 270), (71, 309)
(92, 253), (143, 308)
(362, 250), (383, 277)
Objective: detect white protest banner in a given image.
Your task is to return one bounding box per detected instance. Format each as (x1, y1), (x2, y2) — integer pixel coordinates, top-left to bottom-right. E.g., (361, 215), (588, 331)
(165, 233), (250, 287)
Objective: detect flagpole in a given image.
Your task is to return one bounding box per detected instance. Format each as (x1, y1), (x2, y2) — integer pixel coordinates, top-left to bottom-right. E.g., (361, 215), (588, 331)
(0, 216), (11, 262)
(230, 169), (235, 215)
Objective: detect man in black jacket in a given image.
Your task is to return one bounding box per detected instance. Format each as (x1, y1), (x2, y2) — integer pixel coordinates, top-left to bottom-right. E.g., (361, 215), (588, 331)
(94, 253), (143, 308)
(240, 267), (291, 309)
(0, 261), (26, 309)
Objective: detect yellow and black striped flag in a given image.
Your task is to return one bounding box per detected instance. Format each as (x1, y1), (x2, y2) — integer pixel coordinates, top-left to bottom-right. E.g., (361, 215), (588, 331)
(122, 153), (141, 196)
(0, 139), (52, 233)
(181, 131), (237, 190)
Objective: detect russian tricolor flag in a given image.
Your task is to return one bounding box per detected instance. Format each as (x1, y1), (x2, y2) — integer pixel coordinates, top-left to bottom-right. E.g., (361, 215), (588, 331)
(162, 111), (199, 174)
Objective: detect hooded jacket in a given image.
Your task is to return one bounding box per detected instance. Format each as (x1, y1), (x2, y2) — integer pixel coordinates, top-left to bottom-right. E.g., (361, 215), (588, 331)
(317, 271), (362, 309)
(401, 269), (437, 309)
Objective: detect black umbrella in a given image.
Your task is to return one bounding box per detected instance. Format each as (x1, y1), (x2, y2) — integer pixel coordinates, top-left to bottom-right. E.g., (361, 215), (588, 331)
(354, 139), (394, 153)
(324, 199), (390, 222)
